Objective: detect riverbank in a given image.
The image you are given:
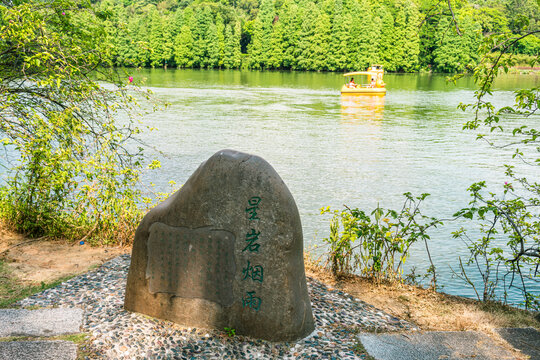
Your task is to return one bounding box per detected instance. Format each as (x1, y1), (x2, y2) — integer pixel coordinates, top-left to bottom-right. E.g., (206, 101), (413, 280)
(1, 229), (538, 358)
(304, 258), (539, 335)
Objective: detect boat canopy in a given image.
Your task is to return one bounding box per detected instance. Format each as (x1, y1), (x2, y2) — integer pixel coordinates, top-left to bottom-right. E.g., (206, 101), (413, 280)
(343, 71), (372, 76)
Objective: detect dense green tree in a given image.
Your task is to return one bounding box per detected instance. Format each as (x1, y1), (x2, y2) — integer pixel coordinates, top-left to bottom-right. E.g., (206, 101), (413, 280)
(377, 6), (396, 70)
(204, 21), (220, 68)
(512, 34), (540, 55)
(432, 13), (481, 72)
(296, 2), (319, 70)
(114, 6), (135, 66)
(328, 0), (352, 71)
(280, 0), (302, 69)
(149, 9), (164, 67)
(135, 16), (151, 66)
(418, 4), (442, 69)
(192, 6), (213, 67)
(96, 0), (119, 62)
(174, 24), (194, 67)
(392, 0), (420, 71)
(216, 14), (225, 67)
(248, 18), (263, 68)
(44, 0), (534, 73)
(312, 12), (332, 70)
(162, 16), (175, 68)
(349, 0), (376, 70)
(223, 20), (242, 68)
(172, 8), (184, 38)
(232, 21), (243, 67)
(257, 0), (276, 68)
(505, 0), (539, 33)
(224, 24), (236, 68)
(471, 5), (509, 34)
(268, 18), (285, 68)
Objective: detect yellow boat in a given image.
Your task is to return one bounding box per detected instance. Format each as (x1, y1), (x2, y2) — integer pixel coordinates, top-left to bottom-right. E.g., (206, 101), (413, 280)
(341, 65), (387, 95)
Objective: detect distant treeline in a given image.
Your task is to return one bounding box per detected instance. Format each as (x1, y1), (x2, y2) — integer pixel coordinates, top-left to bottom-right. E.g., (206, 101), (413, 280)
(94, 0), (540, 72)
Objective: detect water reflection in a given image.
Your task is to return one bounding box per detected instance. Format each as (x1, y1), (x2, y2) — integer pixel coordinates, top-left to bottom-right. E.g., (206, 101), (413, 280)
(340, 93), (386, 123)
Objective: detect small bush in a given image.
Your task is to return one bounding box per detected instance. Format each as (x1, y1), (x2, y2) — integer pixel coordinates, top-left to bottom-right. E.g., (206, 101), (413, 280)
(321, 193), (441, 283)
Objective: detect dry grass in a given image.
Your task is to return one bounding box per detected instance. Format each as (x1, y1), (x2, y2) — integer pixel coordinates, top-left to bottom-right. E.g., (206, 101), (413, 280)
(304, 256), (539, 358)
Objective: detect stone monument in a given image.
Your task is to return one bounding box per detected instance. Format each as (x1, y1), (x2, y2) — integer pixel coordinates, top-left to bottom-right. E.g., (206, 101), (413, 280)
(124, 149), (315, 341)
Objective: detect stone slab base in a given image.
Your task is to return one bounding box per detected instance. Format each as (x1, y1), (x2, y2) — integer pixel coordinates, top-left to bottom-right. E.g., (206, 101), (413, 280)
(0, 308), (83, 337)
(0, 341), (77, 360)
(359, 331), (515, 360)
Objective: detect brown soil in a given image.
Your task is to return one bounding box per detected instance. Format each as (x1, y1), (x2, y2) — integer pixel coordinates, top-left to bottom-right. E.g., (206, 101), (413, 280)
(0, 227), (128, 284)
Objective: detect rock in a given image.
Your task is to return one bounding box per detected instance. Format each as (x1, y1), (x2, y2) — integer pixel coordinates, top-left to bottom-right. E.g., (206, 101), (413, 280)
(124, 149), (314, 341)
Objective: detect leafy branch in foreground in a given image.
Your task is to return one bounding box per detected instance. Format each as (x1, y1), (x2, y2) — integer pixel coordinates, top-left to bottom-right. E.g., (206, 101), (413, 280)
(0, 0), (161, 245)
(451, 25), (539, 309)
(458, 30), (539, 135)
(452, 181), (539, 309)
(320, 193), (441, 285)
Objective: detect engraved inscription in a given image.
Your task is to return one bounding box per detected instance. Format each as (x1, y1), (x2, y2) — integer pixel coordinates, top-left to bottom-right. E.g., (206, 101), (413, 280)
(146, 222), (236, 307)
(242, 195), (263, 311)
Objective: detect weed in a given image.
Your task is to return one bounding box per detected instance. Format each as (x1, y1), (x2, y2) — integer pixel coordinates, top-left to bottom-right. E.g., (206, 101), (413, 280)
(351, 337), (376, 359)
(224, 327), (236, 337)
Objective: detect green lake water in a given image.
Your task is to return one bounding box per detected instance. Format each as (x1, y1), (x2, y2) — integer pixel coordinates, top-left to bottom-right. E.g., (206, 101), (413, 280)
(128, 69), (540, 304)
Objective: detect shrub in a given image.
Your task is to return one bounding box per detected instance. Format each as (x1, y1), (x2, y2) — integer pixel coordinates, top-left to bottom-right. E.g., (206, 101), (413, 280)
(321, 193), (441, 283)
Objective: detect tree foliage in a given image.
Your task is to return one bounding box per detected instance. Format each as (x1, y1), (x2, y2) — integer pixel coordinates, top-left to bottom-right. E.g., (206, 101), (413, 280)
(433, 13), (482, 73)
(446, 16), (539, 308)
(0, 0), (156, 244)
(74, 0), (537, 72)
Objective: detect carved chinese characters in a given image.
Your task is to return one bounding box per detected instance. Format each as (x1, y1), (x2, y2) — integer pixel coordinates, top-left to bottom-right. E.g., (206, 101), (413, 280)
(124, 149), (315, 341)
(241, 196), (263, 311)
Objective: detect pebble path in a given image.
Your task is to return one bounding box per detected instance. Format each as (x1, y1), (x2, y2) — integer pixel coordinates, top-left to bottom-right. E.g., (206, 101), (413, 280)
(17, 255), (418, 359)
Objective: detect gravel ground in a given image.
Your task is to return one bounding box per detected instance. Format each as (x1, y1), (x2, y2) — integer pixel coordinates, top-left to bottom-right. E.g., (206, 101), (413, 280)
(17, 255), (418, 359)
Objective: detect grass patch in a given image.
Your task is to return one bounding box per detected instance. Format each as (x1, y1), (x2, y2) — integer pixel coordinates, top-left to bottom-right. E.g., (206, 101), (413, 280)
(55, 333), (89, 343)
(0, 260), (74, 308)
(351, 338), (376, 360)
(0, 333), (88, 343)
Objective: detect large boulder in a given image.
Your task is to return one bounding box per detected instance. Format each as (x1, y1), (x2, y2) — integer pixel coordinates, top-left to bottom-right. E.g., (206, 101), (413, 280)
(124, 149), (315, 341)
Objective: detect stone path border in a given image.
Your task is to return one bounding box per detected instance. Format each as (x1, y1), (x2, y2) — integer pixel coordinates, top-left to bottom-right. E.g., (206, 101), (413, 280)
(359, 331), (516, 360)
(0, 308), (83, 337)
(0, 340), (77, 360)
(496, 327), (540, 359)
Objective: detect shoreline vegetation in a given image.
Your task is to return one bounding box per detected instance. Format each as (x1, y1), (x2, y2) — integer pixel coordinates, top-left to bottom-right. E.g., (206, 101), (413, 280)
(87, 0), (539, 74)
(0, 228), (537, 354)
(1, 0), (538, 339)
(124, 63), (540, 73)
